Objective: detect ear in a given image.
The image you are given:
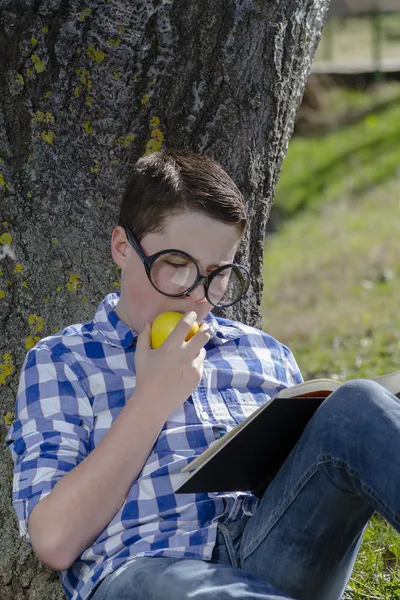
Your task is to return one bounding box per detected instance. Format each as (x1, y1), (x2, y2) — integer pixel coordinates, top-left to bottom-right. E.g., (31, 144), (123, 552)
(111, 226), (129, 269)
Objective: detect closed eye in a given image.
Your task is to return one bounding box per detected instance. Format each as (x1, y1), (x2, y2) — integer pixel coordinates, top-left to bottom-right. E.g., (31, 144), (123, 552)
(166, 261), (189, 267)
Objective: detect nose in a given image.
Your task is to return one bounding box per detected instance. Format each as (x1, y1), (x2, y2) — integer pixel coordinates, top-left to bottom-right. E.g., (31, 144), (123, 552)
(188, 282), (207, 303)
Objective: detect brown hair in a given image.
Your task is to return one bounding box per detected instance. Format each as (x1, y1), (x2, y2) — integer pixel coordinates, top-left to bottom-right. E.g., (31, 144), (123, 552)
(118, 149), (247, 241)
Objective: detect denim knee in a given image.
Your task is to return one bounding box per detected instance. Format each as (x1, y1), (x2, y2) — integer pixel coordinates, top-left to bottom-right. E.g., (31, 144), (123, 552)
(302, 378), (394, 456)
(321, 378), (390, 420)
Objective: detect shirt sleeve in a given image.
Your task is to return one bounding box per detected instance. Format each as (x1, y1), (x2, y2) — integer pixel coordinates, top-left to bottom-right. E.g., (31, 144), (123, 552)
(281, 343), (304, 387)
(5, 344), (94, 546)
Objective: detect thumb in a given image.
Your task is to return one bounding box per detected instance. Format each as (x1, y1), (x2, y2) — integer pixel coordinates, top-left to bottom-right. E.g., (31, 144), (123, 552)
(136, 320), (151, 354)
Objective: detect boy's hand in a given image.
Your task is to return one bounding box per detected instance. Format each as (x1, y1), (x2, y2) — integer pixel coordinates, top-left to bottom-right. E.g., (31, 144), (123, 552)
(134, 311), (210, 417)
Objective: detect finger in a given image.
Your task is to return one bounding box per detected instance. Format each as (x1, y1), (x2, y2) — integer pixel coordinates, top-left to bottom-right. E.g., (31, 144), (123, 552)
(198, 347), (207, 360)
(192, 347), (207, 369)
(166, 311), (199, 345)
(136, 320), (151, 353)
(186, 328), (210, 354)
(198, 322), (209, 333)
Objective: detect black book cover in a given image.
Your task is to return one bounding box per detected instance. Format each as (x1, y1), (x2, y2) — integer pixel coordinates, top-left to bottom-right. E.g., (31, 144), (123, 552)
(175, 395), (327, 498)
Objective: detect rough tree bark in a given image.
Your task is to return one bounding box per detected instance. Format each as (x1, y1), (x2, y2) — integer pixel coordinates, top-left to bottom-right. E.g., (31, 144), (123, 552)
(0, 0), (329, 597)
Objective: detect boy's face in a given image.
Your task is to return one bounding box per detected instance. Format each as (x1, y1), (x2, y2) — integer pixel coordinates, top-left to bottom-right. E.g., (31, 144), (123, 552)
(111, 211), (242, 333)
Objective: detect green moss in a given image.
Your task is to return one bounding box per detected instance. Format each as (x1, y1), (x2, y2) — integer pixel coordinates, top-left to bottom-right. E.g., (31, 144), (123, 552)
(41, 130), (54, 144)
(34, 111), (55, 124)
(79, 8), (92, 21)
(77, 68), (92, 88)
(90, 160), (100, 174)
(87, 45), (105, 63)
(116, 135), (135, 147)
(31, 54), (45, 73)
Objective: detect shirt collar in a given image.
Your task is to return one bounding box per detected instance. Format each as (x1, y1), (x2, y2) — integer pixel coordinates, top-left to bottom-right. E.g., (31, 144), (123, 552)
(93, 292), (136, 348)
(93, 292), (219, 349)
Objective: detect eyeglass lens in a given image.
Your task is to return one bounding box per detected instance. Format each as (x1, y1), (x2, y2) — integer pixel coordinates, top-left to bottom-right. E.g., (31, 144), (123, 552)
(149, 252), (248, 306)
(151, 253), (198, 295)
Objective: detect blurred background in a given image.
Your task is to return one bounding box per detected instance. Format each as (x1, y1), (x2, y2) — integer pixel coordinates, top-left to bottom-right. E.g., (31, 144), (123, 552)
(263, 0), (400, 381)
(261, 2), (400, 595)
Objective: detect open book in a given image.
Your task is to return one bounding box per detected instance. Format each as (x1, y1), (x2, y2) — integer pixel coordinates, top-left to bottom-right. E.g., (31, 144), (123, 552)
(174, 371), (400, 497)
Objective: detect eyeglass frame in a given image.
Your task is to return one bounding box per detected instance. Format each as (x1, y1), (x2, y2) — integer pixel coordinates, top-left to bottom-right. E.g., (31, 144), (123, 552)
(124, 228), (250, 308)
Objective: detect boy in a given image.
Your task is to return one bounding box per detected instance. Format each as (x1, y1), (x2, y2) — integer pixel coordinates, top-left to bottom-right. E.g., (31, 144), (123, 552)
(6, 149), (400, 600)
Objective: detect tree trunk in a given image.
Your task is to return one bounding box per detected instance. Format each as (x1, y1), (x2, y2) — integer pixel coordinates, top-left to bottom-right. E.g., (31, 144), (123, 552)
(0, 0), (329, 597)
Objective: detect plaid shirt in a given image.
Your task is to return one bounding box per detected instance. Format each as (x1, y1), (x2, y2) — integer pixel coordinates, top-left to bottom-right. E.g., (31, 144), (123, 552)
(6, 292), (302, 600)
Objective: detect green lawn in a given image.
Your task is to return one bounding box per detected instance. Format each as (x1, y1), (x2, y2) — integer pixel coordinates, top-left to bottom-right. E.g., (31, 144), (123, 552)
(263, 178), (400, 381)
(274, 99), (400, 224)
(262, 98), (400, 597)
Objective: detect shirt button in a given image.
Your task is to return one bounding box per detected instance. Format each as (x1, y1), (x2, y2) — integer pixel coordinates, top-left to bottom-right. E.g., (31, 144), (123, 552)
(201, 411), (210, 421)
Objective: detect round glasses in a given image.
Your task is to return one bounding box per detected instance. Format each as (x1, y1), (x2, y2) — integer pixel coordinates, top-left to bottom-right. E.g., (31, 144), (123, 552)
(125, 228), (250, 308)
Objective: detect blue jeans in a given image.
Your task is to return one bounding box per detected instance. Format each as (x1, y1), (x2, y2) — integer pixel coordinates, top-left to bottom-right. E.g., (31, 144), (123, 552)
(91, 380), (400, 600)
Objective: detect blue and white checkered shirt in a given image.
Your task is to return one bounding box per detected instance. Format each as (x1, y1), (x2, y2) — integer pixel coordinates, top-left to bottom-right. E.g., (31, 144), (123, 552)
(6, 292), (302, 600)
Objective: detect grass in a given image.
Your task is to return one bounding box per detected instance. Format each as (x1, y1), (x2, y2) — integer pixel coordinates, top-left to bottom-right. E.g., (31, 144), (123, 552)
(261, 94), (400, 597)
(273, 96), (400, 225)
(345, 515), (400, 599)
(325, 84), (400, 115)
(296, 81), (400, 137)
(263, 179), (400, 381)
(344, 515), (400, 600)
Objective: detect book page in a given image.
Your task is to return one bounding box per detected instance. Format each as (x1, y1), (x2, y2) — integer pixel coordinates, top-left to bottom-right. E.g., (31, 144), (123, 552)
(276, 379), (340, 399)
(371, 370), (400, 396)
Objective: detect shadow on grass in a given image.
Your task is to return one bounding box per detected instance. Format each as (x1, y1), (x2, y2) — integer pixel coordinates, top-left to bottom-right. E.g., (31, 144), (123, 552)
(296, 92), (400, 137)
